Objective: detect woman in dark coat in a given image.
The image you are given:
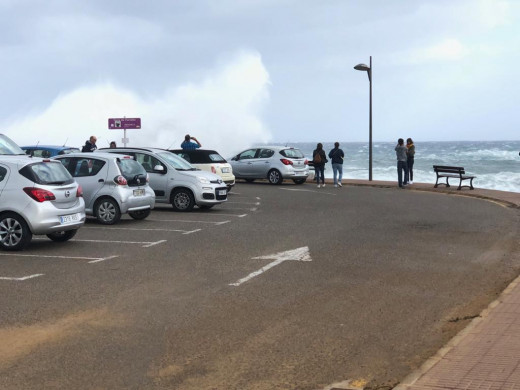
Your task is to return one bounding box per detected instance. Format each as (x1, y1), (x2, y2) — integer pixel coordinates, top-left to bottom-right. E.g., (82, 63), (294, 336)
(312, 143), (328, 188)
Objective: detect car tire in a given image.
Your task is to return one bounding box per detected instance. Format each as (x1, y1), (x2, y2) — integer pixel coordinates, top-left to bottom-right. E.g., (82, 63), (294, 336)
(171, 188), (195, 212)
(46, 229), (78, 242)
(128, 209), (151, 220)
(244, 178), (255, 183)
(293, 178), (306, 184)
(268, 169), (283, 185)
(94, 198), (121, 225)
(0, 212), (33, 251)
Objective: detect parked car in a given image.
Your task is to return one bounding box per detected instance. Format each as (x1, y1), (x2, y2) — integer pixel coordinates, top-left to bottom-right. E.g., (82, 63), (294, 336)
(169, 149), (235, 191)
(21, 145), (80, 158)
(229, 146), (310, 184)
(99, 147), (227, 211)
(0, 155), (86, 251)
(54, 152), (155, 224)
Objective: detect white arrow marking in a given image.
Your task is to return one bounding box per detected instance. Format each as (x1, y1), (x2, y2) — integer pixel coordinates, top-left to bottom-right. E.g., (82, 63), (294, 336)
(0, 274), (44, 281)
(229, 246), (312, 287)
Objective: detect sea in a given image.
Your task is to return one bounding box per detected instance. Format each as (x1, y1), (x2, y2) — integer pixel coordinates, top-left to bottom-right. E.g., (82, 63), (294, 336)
(271, 141), (520, 193)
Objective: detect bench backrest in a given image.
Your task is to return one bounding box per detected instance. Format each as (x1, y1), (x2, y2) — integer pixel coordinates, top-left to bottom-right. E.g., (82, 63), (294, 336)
(433, 165), (465, 174)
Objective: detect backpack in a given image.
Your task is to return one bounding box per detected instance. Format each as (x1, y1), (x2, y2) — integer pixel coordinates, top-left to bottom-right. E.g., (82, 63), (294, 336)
(313, 152), (322, 164)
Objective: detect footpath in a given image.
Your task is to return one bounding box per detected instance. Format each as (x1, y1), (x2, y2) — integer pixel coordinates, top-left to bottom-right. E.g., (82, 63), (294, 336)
(328, 178), (520, 390)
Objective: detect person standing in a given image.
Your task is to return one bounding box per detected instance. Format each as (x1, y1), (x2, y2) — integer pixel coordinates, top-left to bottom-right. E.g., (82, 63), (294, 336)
(109, 141), (117, 148)
(81, 136), (97, 152)
(395, 138), (408, 188)
(180, 134), (202, 150)
(328, 142), (345, 188)
(406, 138), (415, 184)
(312, 143), (328, 188)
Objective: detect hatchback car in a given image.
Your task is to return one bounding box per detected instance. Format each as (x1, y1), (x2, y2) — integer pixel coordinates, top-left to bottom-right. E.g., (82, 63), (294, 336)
(22, 145), (80, 158)
(54, 152), (155, 224)
(99, 147), (227, 211)
(229, 146), (310, 184)
(169, 149), (235, 191)
(0, 155), (86, 251)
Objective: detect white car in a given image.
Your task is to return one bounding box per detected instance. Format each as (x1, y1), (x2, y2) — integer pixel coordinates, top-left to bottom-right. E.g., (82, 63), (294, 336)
(169, 149), (235, 191)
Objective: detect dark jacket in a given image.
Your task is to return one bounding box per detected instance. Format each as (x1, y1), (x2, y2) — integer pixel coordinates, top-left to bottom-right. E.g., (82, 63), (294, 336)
(312, 149), (328, 166)
(328, 147), (344, 164)
(81, 140), (97, 153)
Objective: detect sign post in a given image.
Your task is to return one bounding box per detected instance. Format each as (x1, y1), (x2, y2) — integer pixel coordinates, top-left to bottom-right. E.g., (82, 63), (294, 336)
(108, 117), (141, 147)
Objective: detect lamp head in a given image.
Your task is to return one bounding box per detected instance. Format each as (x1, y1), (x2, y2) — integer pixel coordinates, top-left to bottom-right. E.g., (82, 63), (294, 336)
(354, 63), (370, 71)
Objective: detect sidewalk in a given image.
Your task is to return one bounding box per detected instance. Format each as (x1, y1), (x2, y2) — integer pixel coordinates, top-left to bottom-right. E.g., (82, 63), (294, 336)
(337, 179), (520, 389)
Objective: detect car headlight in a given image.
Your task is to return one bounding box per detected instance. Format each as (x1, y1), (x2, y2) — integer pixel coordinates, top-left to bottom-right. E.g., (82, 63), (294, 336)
(197, 176), (210, 184)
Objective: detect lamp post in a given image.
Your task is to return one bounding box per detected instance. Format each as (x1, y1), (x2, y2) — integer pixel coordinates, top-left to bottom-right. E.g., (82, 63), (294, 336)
(354, 56), (372, 181)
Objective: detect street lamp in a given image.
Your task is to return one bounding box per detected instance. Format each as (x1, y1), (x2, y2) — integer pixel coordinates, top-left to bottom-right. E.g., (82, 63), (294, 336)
(354, 56), (372, 181)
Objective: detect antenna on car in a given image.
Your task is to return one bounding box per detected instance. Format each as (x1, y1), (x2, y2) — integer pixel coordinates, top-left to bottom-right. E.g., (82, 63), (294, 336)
(62, 138), (68, 147)
(36, 140), (40, 146)
(166, 140), (176, 150)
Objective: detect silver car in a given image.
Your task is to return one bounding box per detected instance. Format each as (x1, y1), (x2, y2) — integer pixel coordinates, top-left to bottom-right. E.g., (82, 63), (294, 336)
(100, 147), (227, 211)
(0, 135), (85, 250)
(229, 146), (310, 184)
(54, 152), (155, 224)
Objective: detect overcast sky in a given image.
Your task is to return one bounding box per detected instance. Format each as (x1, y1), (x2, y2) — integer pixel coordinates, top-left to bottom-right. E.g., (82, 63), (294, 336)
(1, 0), (519, 156)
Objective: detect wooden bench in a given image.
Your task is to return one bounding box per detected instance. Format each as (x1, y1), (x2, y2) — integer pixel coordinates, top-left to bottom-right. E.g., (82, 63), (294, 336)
(433, 165), (476, 190)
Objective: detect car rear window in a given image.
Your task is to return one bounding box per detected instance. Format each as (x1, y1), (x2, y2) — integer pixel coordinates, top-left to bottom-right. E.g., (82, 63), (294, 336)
(117, 158), (146, 178)
(280, 148), (304, 158)
(182, 152), (226, 164)
(208, 153), (226, 163)
(20, 161), (74, 185)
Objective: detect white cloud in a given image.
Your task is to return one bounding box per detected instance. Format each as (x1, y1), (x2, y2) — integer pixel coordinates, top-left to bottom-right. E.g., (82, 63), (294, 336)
(3, 51), (272, 157)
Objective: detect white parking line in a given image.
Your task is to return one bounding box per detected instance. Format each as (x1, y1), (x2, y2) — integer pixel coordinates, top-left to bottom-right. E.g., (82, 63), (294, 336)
(279, 188), (337, 195)
(199, 213), (248, 218)
(34, 238), (167, 248)
(146, 219), (231, 225)
(0, 274), (44, 281)
(0, 253), (119, 262)
(183, 229), (202, 235)
(226, 201), (261, 205)
(222, 207), (257, 211)
(83, 227), (196, 233)
(88, 255), (119, 264)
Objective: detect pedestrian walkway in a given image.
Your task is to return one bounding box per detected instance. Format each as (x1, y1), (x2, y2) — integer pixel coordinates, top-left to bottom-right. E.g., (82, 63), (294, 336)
(338, 179), (520, 389)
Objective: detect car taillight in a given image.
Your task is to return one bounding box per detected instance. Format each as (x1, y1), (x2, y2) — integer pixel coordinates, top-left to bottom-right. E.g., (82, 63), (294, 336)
(23, 187), (56, 202)
(76, 185), (83, 197)
(304, 159), (309, 165)
(114, 175), (128, 185)
(211, 166), (216, 174)
(280, 159), (293, 165)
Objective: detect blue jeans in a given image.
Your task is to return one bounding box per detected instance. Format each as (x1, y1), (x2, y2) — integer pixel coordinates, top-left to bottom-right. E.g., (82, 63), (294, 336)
(315, 165), (325, 184)
(397, 161), (408, 187)
(332, 163), (343, 185)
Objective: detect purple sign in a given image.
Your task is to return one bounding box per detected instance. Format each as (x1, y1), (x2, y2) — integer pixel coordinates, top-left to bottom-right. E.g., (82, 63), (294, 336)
(108, 118), (141, 130)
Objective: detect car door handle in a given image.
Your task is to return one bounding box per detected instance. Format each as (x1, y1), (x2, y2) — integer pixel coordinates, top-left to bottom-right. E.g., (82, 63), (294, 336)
(98, 179), (104, 183)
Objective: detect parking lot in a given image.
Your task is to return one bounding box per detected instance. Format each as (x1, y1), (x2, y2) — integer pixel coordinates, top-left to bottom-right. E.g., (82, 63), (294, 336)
(1, 182), (519, 390)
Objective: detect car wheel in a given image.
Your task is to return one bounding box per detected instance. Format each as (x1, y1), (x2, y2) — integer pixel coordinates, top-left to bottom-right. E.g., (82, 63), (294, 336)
(244, 178), (255, 183)
(94, 198), (121, 225)
(0, 212), (32, 251)
(171, 188), (195, 212)
(293, 178), (306, 184)
(268, 169), (282, 185)
(128, 209), (151, 220)
(199, 204), (214, 210)
(46, 229), (78, 242)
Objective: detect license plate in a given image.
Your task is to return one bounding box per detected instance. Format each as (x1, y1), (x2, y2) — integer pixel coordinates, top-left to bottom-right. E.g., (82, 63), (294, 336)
(60, 213), (80, 224)
(221, 167), (230, 173)
(218, 190), (227, 196)
(133, 189), (145, 196)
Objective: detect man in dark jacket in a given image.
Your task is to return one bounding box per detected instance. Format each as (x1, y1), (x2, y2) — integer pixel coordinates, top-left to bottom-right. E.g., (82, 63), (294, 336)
(328, 142), (345, 187)
(81, 136), (97, 152)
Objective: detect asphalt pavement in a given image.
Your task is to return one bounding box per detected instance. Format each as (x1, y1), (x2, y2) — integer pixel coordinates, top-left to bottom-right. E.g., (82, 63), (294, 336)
(0, 180), (519, 390)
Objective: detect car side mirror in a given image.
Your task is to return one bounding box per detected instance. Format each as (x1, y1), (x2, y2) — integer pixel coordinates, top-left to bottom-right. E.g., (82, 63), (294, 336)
(154, 165), (165, 172)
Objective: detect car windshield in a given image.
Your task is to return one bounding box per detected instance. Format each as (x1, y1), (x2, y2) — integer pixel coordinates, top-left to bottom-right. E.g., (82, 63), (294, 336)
(0, 134), (25, 155)
(159, 152), (197, 170)
(280, 148), (305, 159)
(26, 161), (74, 185)
(117, 158), (146, 178)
